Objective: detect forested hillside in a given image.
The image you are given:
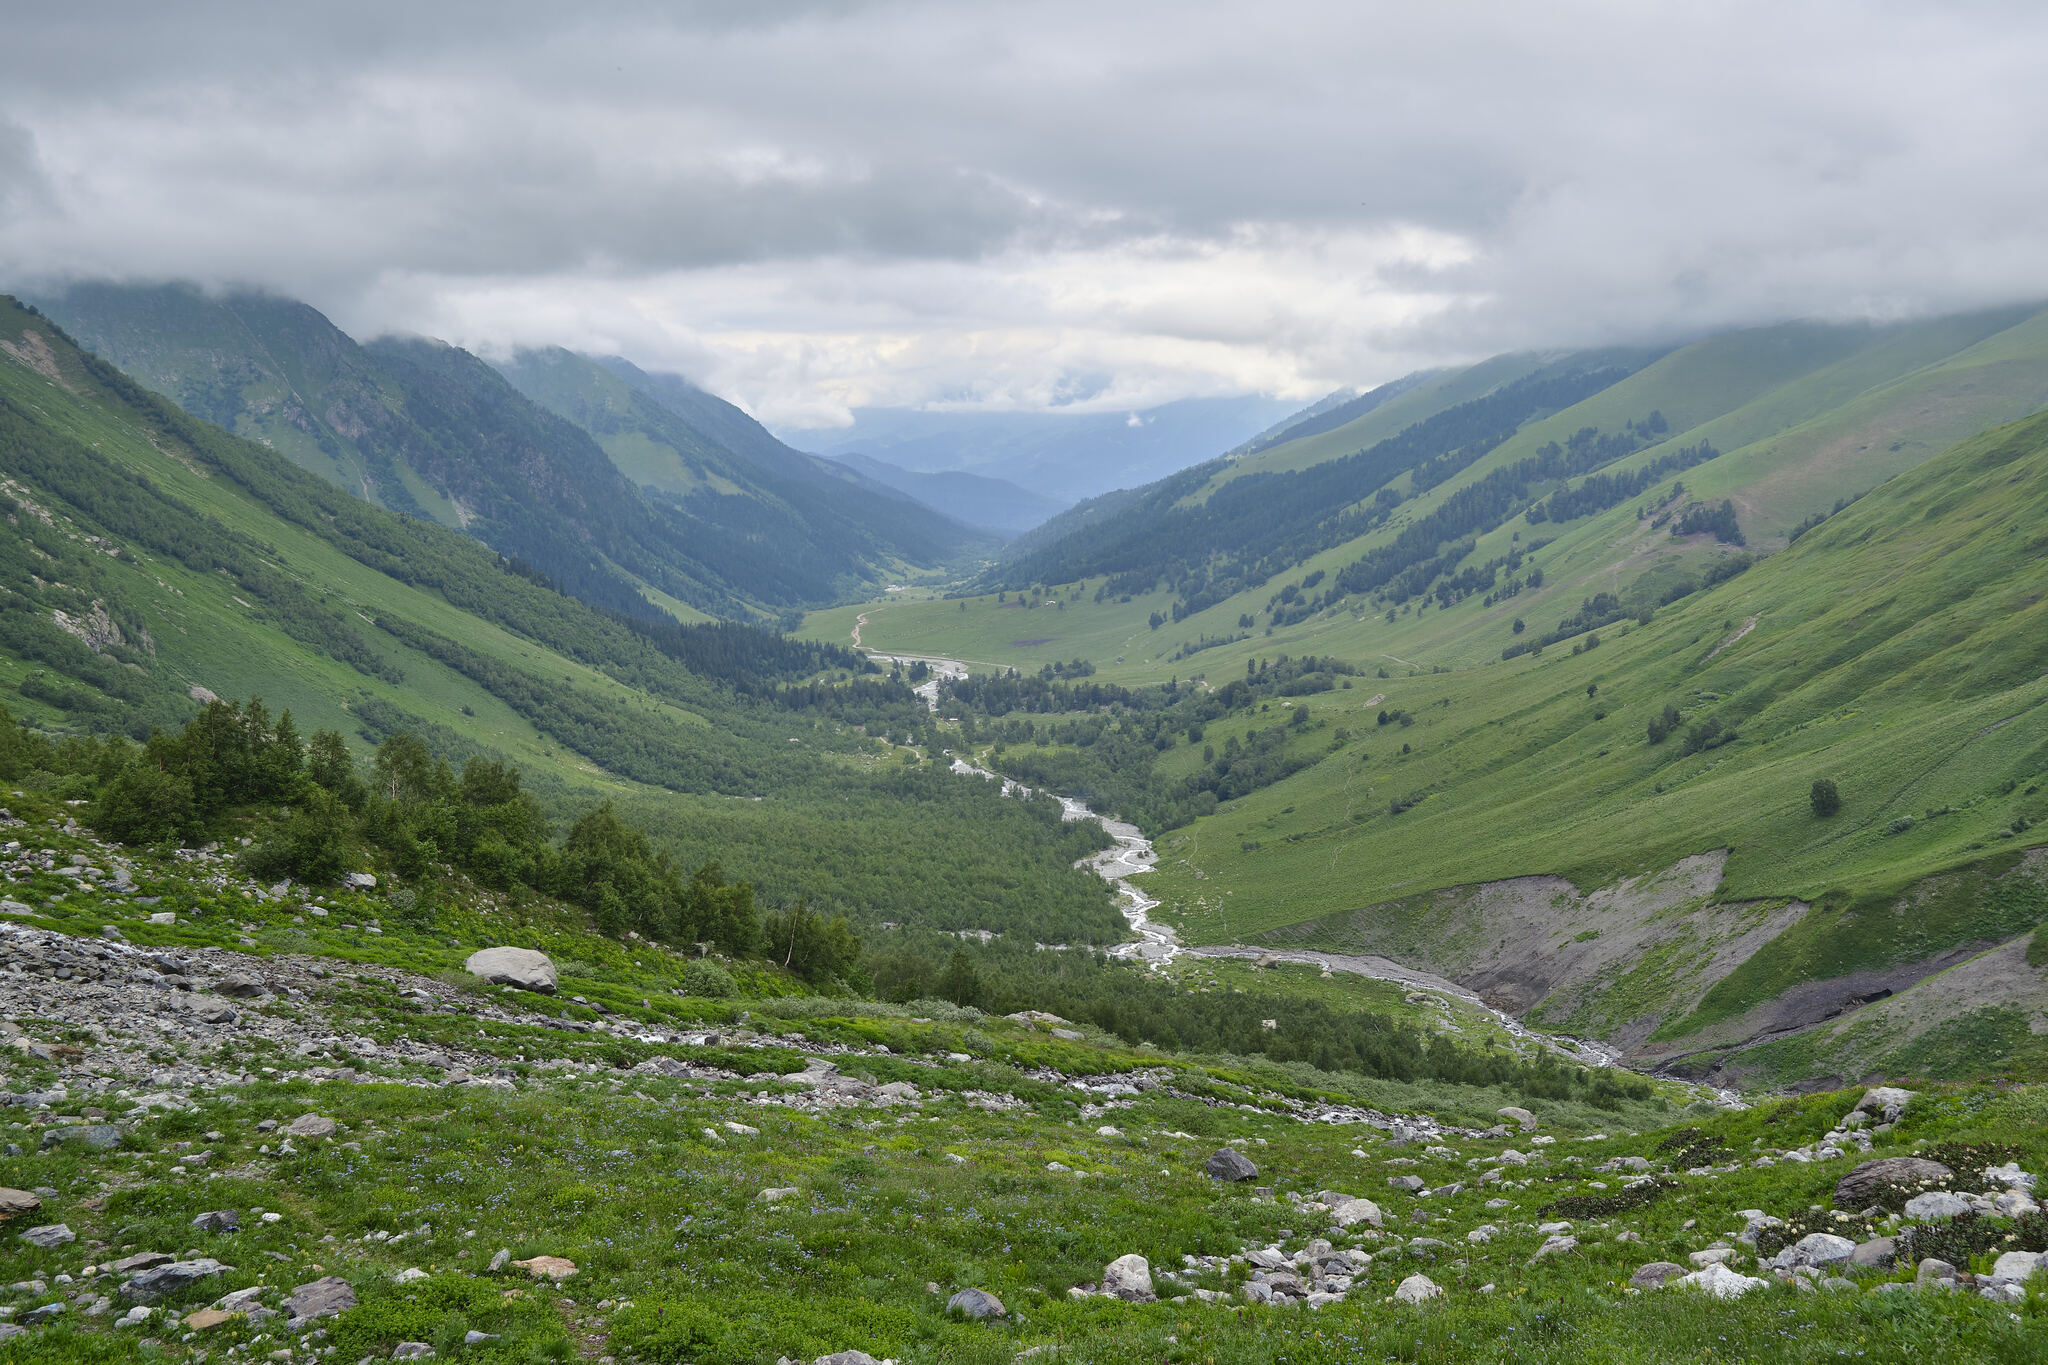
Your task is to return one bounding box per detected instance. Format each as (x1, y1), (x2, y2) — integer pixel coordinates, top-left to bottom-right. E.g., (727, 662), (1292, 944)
(0, 296), (1115, 944)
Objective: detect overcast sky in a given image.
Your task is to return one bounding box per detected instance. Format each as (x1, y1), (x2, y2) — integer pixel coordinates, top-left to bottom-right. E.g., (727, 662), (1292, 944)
(3, 0), (2045, 426)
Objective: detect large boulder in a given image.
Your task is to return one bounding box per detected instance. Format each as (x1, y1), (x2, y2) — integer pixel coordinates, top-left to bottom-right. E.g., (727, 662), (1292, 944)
(946, 1288), (1006, 1320)
(38, 1123), (124, 1152)
(1393, 1273), (1443, 1304)
(284, 1276), (356, 1326)
(1851, 1087), (1914, 1124)
(0, 1188), (41, 1222)
(18, 1224), (73, 1249)
(1205, 1148), (1258, 1182)
(120, 1259), (231, 1304)
(1629, 1262), (1686, 1289)
(1331, 1198), (1383, 1229)
(464, 947), (557, 994)
(1767, 1232), (1856, 1271)
(1496, 1106), (1537, 1132)
(1833, 1156), (1952, 1210)
(1849, 1236), (1897, 1269)
(1676, 1263), (1768, 1298)
(1102, 1254), (1155, 1302)
(1903, 1191), (1971, 1221)
(1989, 1251), (2046, 1285)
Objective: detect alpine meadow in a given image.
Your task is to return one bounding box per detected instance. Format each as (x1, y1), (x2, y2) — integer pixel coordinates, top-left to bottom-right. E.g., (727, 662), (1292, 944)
(6, 6), (2048, 1365)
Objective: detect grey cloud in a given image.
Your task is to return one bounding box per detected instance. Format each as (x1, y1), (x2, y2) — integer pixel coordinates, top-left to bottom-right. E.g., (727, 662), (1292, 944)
(3, 0), (2047, 414)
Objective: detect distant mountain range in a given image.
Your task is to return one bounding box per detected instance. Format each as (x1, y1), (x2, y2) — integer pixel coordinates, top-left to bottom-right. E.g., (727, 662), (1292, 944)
(815, 452), (1068, 536)
(777, 395), (1301, 504)
(30, 283), (989, 622)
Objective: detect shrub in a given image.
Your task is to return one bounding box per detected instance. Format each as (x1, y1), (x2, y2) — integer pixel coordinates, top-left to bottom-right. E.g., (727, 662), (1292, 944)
(92, 762), (196, 844)
(1811, 778), (1842, 818)
(680, 959), (737, 998)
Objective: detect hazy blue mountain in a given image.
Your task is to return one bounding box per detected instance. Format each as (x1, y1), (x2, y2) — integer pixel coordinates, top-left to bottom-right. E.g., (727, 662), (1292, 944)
(819, 451), (1067, 536)
(777, 395), (1301, 503)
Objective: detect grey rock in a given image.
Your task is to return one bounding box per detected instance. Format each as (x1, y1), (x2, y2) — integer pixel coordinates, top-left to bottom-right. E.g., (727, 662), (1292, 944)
(464, 1331), (500, 1345)
(1496, 1106), (1537, 1131)
(0, 1188), (40, 1220)
(1903, 1191), (1970, 1220)
(194, 1004), (238, 1025)
(215, 975), (267, 999)
(120, 1258), (230, 1304)
(17, 1223), (73, 1249)
(1768, 1233), (1856, 1271)
(1629, 1262), (1685, 1289)
(283, 1114), (337, 1139)
(813, 1353), (882, 1365)
(37, 1123), (123, 1152)
(191, 1210), (240, 1233)
(1102, 1253), (1155, 1302)
(22, 1302), (63, 1325)
(488, 1249), (511, 1273)
(1331, 1197), (1382, 1229)
(284, 1275), (356, 1325)
(1990, 1250), (2047, 1284)
(947, 1288), (1007, 1319)
(391, 1344), (435, 1360)
(1849, 1236), (1896, 1269)
(1388, 1176), (1426, 1194)
(1205, 1148), (1258, 1182)
(0, 1323), (23, 1342)
(1834, 1157), (1952, 1210)
(108, 1252), (173, 1274)
(1915, 1258), (1957, 1285)
(464, 946), (557, 994)
(1393, 1273), (1443, 1304)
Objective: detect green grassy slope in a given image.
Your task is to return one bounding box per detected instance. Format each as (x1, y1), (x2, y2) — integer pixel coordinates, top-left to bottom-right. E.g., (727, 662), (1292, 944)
(33, 284), (986, 622)
(0, 297), (1120, 940)
(835, 304), (2048, 687)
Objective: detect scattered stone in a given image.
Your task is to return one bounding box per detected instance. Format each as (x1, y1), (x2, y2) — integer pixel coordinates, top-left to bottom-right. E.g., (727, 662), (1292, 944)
(464, 1332), (500, 1345)
(38, 1123), (123, 1152)
(184, 1308), (235, 1331)
(1916, 1258), (1958, 1286)
(392, 1267), (429, 1285)
(813, 1353), (882, 1365)
(1102, 1254), (1155, 1302)
(1902, 1191), (1970, 1221)
(1205, 1148), (1258, 1182)
(1529, 1235), (1577, 1263)
(191, 1210), (240, 1234)
(108, 1252), (174, 1274)
(1393, 1273), (1443, 1304)
(488, 1249), (511, 1273)
(17, 1223), (73, 1249)
(120, 1258), (230, 1304)
(512, 1256), (578, 1281)
(284, 1276), (356, 1326)
(1387, 1176), (1426, 1194)
(1834, 1157), (1952, 1210)
(1496, 1106), (1537, 1131)
(464, 947), (558, 994)
(283, 1114), (337, 1140)
(1849, 1236), (1896, 1269)
(215, 975), (267, 998)
(0, 1189), (40, 1223)
(1331, 1198), (1382, 1229)
(758, 1188), (799, 1203)
(1675, 1263), (1768, 1298)
(947, 1288), (1006, 1319)
(391, 1344), (435, 1360)
(1989, 1250), (2046, 1284)
(1630, 1262), (1686, 1289)
(341, 872), (378, 890)
(1986, 1162), (2036, 1192)
(1767, 1233), (1856, 1271)
(1851, 1087), (1914, 1124)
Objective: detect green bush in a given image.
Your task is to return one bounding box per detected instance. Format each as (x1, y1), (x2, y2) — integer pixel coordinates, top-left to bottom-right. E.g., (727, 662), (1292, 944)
(1811, 777), (1842, 818)
(680, 958), (737, 998)
(92, 761), (195, 844)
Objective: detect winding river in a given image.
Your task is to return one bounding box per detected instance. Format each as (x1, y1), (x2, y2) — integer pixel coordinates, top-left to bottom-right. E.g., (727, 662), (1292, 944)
(866, 638), (1634, 1071)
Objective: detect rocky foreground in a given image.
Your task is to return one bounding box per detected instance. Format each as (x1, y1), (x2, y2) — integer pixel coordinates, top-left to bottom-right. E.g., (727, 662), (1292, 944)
(2, 815), (2047, 1363)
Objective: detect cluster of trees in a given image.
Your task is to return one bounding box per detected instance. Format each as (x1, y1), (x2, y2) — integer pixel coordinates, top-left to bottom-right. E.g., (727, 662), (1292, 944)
(1671, 499), (1745, 545)
(865, 936), (1653, 1108)
(0, 695), (862, 973)
(946, 655), (1354, 832)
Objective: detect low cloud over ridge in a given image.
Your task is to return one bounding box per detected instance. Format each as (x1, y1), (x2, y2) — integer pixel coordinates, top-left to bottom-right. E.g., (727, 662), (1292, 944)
(4, 1), (2045, 425)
